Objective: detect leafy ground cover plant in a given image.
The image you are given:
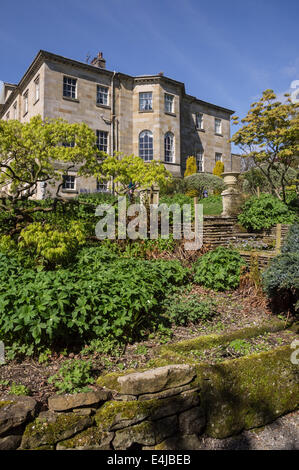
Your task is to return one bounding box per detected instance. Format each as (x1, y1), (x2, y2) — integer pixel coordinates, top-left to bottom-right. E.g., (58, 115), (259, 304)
(48, 359), (94, 394)
(162, 292), (218, 326)
(8, 383), (31, 396)
(0, 252), (188, 357)
(238, 194), (297, 232)
(193, 247), (245, 291)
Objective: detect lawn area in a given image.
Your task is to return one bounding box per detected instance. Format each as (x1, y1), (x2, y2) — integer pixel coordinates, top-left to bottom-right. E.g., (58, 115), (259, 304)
(159, 194), (223, 216)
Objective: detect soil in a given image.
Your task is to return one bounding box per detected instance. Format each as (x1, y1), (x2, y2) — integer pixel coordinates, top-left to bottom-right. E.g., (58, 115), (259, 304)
(0, 286), (297, 409)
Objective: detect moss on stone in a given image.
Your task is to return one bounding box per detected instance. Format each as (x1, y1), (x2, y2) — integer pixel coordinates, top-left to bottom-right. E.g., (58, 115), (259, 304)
(96, 369), (138, 392)
(113, 420), (156, 449)
(95, 400), (153, 431)
(21, 413), (93, 449)
(58, 426), (112, 449)
(192, 345), (299, 438)
(161, 321), (287, 355)
(95, 392), (198, 433)
(0, 400), (13, 409)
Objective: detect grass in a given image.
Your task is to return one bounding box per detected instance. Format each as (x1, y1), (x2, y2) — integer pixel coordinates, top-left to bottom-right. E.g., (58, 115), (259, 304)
(199, 195), (223, 216)
(160, 194), (222, 216)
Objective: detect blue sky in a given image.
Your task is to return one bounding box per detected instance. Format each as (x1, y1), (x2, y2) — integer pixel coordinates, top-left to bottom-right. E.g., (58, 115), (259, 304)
(0, 0), (298, 150)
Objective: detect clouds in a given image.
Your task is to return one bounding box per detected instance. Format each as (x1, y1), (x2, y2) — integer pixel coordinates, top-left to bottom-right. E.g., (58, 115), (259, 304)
(281, 57), (299, 79)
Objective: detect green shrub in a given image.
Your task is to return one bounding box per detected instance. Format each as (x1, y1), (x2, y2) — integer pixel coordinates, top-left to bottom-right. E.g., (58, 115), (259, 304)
(159, 177), (186, 196)
(262, 224), (299, 313)
(184, 173), (225, 199)
(163, 293), (218, 326)
(48, 360), (94, 394)
(193, 247), (245, 291)
(238, 194), (296, 231)
(0, 254), (188, 356)
(19, 221), (86, 267)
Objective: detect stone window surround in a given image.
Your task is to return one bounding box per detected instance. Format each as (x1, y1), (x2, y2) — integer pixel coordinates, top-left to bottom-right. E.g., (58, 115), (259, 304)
(139, 129), (153, 161)
(96, 130), (109, 153)
(215, 152), (222, 162)
(63, 75), (78, 101)
(164, 93), (175, 114)
(96, 85), (109, 107)
(139, 92), (153, 112)
(23, 89), (29, 117)
(214, 117), (222, 136)
(61, 174), (77, 193)
(13, 102), (17, 120)
(97, 178), (109, 193)
(164, 131), (175, 163)
(196, 150), (204, 172)
(33, 75), (40, 105)
(195, 112), (204, 131)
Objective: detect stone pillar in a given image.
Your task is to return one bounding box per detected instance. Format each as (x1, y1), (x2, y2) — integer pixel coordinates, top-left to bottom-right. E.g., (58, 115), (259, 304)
(221, 172), (242, 216)
(140, 186), (159, 205)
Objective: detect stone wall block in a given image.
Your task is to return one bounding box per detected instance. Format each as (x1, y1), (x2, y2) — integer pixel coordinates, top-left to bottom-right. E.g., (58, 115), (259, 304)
(117, 365), (196, 396)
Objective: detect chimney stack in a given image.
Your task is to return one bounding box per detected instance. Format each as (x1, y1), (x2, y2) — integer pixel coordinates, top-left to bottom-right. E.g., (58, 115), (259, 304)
(91, 52), (106, 69)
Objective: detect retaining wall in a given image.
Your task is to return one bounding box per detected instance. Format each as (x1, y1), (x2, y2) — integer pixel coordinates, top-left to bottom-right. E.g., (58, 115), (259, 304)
(1, 341), (297, 450)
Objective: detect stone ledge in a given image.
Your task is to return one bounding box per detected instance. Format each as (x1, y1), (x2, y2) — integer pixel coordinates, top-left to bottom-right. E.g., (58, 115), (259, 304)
(48, 389), (112, 412)
(117, 364), (196, 396)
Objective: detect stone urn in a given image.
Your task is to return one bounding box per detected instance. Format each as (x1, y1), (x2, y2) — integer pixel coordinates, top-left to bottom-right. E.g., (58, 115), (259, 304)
(221, 172), (242, 217)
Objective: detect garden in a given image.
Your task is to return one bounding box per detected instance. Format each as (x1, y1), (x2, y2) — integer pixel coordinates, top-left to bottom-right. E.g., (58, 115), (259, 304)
(0, 89), (298, 449)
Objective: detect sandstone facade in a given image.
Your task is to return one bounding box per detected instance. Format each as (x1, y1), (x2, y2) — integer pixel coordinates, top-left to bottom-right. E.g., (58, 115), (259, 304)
(1, 50), (239, 198)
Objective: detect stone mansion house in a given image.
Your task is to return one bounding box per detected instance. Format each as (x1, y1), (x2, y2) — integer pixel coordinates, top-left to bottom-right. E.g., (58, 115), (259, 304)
(0, 50), (240, 198)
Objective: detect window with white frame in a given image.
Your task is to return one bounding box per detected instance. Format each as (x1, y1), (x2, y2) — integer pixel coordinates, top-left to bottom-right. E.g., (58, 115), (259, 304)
(165, 94), (174, 113)
(23, 91), (28, 115)
(34, 76), (40, 103)
(97, 85), (109, 106)
(139, 130), (153, 161)
(195, 112), (204, 130)
(139, 92), (153, 111)
(96, 130), (108, 152)
(215, 118), (222, 134)
(196, 151), (204, 172)
(215, 152), (222, 162)
(62, 175), (76, 190)
(13, 102), (17, 120)
(164, 132), (174, 163)
(97, 179), (108, 192)
(63, 76), (77, 99)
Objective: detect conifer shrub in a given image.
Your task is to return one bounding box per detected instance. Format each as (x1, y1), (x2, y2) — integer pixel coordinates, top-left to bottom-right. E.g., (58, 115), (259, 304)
(262, 224), (299, 313)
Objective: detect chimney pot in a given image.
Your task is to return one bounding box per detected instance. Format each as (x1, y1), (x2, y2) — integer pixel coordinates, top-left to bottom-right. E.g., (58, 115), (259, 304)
(91, 52), (106, 69)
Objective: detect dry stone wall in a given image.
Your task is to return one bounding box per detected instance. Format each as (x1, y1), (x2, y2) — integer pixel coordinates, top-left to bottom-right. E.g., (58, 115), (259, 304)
(1, 346), (298, 450)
